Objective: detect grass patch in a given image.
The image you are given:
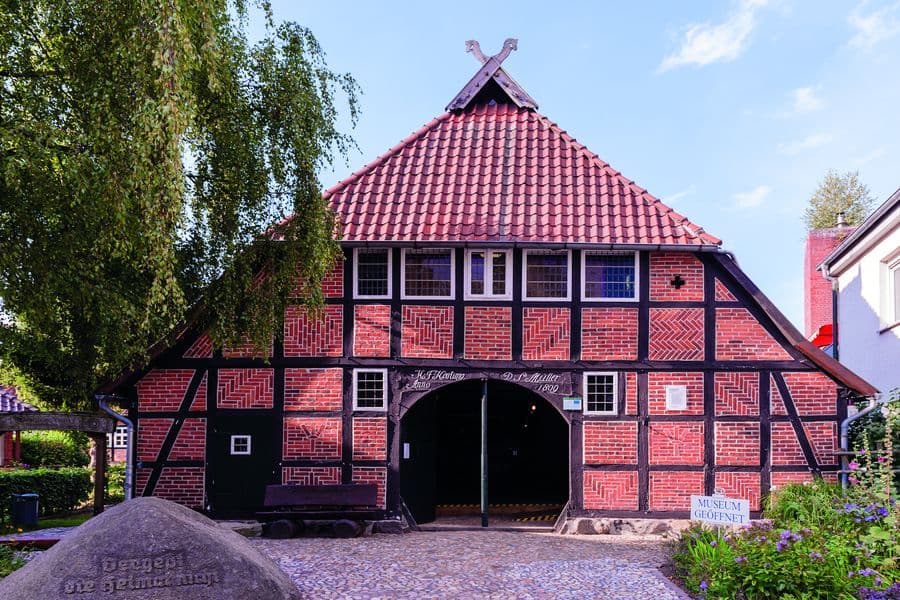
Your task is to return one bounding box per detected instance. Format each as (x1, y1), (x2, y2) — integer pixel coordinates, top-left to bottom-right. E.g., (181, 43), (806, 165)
(0, 510), (91, 535)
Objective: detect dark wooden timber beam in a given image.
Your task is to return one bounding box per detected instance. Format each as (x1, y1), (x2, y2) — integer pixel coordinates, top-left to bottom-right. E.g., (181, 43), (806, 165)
(0, 412), (117, 433)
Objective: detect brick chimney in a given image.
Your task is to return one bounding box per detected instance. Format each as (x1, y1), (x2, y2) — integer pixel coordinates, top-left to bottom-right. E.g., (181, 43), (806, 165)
(804, 224), (854, 338)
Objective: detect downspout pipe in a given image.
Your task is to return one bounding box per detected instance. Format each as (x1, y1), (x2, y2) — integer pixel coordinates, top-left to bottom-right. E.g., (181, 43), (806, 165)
(96, 395), (134, 501)
(839, 394), (898, 488)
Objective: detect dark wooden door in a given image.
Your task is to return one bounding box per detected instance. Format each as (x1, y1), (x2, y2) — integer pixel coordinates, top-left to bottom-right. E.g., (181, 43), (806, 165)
(400, 396), (437, 524)
(209, 415), (278, 515)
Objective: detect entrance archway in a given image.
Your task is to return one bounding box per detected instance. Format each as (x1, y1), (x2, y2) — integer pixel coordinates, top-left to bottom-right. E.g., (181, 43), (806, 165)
(400, 379), (569, 525)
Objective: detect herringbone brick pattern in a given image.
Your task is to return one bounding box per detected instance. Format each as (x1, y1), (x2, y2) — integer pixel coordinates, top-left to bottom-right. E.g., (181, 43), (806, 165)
(649, 252), (704, 301)
(402, 305), (453, 358)
(283, 417), (342, 460)
(217, 369), (274, 409)
(352, 467), (386, 508)
(649, 422), (704, 465)
(715, 279), (737, 302)
(522, 307), (570, 360)
(715, 472), (761, 511)
(282, 466), (341, 485)
(283, 305), (343, 357)
(581, 307), (638, 360)
(353, 304), (391, 357)
(714, 372), (759, 416)
(782, 372), (837, 415)
(583, 470), (638, 510)
(464, 307), (511, 360)
(137, 369), (194, 412)
(168, 418), (206, 461)
(715, 422), (760, 466)
(649, 471), (703, 511)
(648, 372), (704, 414)
(648, 308), (704, 361)
(284, 368), (343, 411)
(716, 308), (791, 361)
(183, 333), (213, 358)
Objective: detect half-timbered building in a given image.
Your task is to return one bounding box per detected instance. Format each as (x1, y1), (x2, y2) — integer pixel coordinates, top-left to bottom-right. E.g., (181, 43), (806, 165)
(102, 41), (876, 525)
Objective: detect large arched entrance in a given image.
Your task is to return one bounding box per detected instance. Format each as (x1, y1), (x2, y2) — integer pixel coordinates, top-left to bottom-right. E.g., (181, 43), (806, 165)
(400, 379), (569, 526)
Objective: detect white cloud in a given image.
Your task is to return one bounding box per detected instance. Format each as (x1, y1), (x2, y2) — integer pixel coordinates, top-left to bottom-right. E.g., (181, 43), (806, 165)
(733, 185), (771, 209)
(776, 133), (833, 155)
(789, 86), (824, 113)
(659, 0), (771, 72)
(849, 1), (900, 48)
(665, 185), (696, 204)
(853, 146), (888, 166)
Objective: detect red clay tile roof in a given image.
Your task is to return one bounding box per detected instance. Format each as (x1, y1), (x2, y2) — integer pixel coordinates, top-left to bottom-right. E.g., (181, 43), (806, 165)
(325, 102), (720, 246)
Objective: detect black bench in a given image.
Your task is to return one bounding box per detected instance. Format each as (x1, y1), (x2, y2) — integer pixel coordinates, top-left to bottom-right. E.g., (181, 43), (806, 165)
(257, 484), (380, 538)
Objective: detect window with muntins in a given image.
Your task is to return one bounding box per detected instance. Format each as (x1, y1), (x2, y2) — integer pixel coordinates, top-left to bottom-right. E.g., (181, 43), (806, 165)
(354, 249), (391, 298)
(524, 250), (570, 300)
(353, 369), (387, 411)
(584, 372), (617, 415)
(583, 252), (638, 300)
(230, 435), (251, 455)
(403, 249), (453, 298)
(466, 250), (511, 299)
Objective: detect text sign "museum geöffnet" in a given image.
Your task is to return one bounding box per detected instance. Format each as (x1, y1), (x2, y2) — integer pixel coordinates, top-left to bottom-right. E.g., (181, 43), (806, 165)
(690, 494), (750, 526)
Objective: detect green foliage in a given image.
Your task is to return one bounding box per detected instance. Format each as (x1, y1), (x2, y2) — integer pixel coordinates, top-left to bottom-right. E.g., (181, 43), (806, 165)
(803, 169), (875, 230)
(0, 468), (92, 521)
(0, 544), (25, 578)
(105, 463), (125, 503)
(0, 1), (358, 409)
(20, 431), (89, 467)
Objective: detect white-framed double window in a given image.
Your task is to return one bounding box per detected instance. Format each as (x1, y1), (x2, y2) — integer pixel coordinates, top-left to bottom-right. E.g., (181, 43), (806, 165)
(353, 368), (388, 411)
(583, 372), (618, 415)
(582, 251), (639, 301)
(353, 248), (392, 299)
(107, 426), (128, 449)
(893, 263), (900, 325)
(230, 435), (252, 455)
(523, 250), (571, 301)
(401, 249), (455, 299)
(465, 249), (512, 300)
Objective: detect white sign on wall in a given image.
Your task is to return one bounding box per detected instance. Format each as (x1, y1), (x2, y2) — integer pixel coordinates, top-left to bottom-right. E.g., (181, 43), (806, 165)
(690, 494), (750, 525)
(665, 385), (687, 410)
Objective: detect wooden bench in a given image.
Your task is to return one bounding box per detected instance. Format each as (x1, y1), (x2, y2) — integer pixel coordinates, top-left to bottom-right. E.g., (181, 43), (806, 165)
(257, 484), (380, 538)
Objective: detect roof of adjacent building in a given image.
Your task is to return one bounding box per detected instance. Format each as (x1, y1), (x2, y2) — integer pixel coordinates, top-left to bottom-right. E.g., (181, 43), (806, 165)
(0, 386), (38, 413)
(819, 186), (900, 274)
(324, 45), (720, 247)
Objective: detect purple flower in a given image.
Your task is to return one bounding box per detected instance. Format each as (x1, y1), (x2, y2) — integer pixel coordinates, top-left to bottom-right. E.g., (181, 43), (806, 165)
(734, 556), (747, 563)
(776, 541), (787, 552)
(700, 581), (708, 591)
(878, 455), (887, 463)
(809, 551), (823, 561)
(709, 540), (717, 547)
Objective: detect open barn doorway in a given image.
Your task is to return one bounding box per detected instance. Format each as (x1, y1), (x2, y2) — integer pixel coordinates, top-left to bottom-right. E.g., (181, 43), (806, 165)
(400, 379), (568, 528)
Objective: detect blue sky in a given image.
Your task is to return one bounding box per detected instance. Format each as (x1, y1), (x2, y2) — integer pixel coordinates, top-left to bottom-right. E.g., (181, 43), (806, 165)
(254, 1), (900, 328)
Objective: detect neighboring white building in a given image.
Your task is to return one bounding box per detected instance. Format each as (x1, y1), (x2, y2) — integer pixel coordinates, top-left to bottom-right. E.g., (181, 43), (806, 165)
(820, 187), (900, 397)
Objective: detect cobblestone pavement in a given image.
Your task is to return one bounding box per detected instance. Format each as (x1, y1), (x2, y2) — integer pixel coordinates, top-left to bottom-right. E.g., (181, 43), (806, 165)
(253, 530), (688, 599)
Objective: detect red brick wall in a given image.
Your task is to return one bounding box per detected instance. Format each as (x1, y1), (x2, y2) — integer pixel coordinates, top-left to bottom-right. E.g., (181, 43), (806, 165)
(222, 339), (273, 358)
(624, 372), (638, 416)
(183, 334), (213, 358)
(1, 433), (12, 465)
(715, 472), (761, 511)
(352, 417), (387, 461)
(782, 372), (837, 415)
(153, 467), (204, 509)
(583, 470), (638, 510)
(352, 466), (386, 509)
(464, 306), (511, 360)
(649, 471), (703, 511)
(714, 279), (737, 302)
(581, 307), (638, 361)
(714, 372), (759, 416)
(770, 375), (787, 415)
(649, 422), (704, 465)
(217, 369), (273, 409)
(168, 419), (206, 461)
(137, 370), (194, 412)
(583, 421), (638, 464)
(137, 418), (172, 462)
(647, 372), (704, 415)
(771, 422), (805, 465)
(715, 422), (760, 466)
(354, 304), (391, 357)
(283, 305), (343, 357)
(804, 228), (850, 338)
(771, 471), (814, 487)
(650, 252), (704, 301)
(401, 305), (453, 358)
(282, 466), (341, 485)
(283, 417), (341, 460)
(293, 260), (344, 299)
(191, 373), (206, 411)
(284, 368), (342, 411)
(715, 308), (791, 360)
(522, 307), (570, 360)
(648, 308), (704, 361)
(805, 422), (838, 465)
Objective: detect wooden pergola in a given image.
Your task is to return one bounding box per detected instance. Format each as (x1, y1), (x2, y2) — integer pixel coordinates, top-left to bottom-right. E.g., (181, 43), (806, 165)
(0, 411), (117, 515)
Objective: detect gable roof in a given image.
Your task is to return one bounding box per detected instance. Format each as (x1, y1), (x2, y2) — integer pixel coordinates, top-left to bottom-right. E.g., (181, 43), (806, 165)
(325, 102), (720, 247)
(819, 186), (900, 275)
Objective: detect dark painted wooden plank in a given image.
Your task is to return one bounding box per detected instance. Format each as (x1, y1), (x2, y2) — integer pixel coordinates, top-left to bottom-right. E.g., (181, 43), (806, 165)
(341, 368), (353, 485)
(637, 371), (649, 512)
(569, 249), (582, 361)
(263, 484), (378, 507)
(453, 248), (465, 359)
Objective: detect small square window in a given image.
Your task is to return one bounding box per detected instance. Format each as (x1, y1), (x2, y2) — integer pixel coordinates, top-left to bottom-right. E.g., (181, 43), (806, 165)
(112, 426), (128, 449)
(230, 435), (252, 455)
(465, 250), (511, 299)
(524, 250), (570, 300)
(354, 249), (391, 298)
(583, 251), (638, 301)
(353, 369), (388, 411)
(402, 249), (454, 299)
(583, 372), (617, 415)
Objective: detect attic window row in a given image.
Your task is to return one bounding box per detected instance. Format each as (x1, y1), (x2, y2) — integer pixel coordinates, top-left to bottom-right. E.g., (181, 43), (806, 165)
(352, 248), (637, 302)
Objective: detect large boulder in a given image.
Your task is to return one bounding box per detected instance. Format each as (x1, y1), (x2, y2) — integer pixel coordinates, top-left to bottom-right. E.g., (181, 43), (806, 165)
(0, 497), (299, 599)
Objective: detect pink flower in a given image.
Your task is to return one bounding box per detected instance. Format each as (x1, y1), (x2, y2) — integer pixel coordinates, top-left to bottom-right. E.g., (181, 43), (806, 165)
(849, 461), (860, 471)
(877, 456), (887, 463)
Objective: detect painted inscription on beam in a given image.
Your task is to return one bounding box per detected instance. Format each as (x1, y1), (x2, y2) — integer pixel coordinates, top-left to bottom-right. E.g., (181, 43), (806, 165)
(402, 369), (571, 396)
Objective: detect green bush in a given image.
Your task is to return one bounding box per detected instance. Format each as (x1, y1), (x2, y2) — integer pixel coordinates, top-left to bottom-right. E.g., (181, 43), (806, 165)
(0, 544), (25, 578)
(105, 463), (125, 503)
(20, 431), (89, 467)
(0, 468), (92, 521)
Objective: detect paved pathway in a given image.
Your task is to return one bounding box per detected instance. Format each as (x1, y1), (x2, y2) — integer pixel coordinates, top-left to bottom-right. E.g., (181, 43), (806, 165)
(253, 530), (688, 599)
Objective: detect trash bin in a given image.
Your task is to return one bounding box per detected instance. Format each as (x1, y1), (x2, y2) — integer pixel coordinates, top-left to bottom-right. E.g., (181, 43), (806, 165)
(11, 493), (39, 527)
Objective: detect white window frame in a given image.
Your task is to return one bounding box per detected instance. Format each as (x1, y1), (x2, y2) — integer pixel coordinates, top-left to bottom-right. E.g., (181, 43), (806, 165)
(464, 249), (513, 300)
(522, 249), (571, 301)
(583, 371), (618, 416)
(109, 426), (128, 449)
(400, 248), (455, 300)
(352, 368), (389, 412)
(891, 260), (900, 325)
(581, 250), (640, 302)
(353, 248), (392, 300)
(230, 435), (252, 455)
